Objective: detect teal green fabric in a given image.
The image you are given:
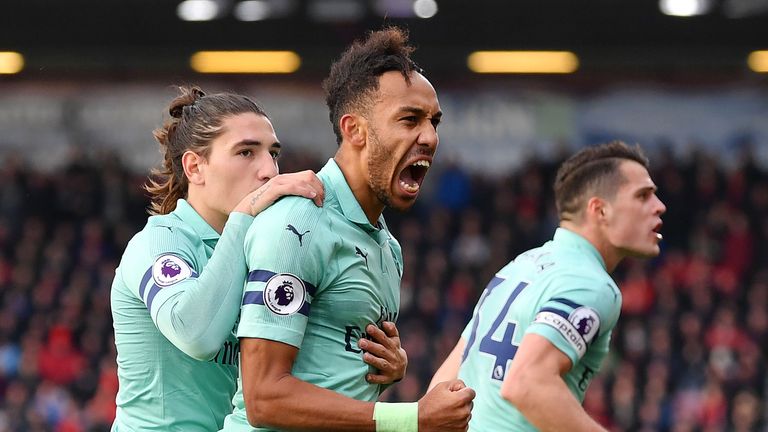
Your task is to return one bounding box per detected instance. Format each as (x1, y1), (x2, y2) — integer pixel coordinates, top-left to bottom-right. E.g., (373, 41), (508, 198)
(111, 199), (253, 431)
(458, 228), (622, 431)
(222, 159), (403, 431)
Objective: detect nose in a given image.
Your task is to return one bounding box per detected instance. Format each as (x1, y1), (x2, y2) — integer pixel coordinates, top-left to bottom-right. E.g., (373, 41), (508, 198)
(258, 152), (278, 181)
(418, 123), (439, 150)
(655, 195), (667, 215)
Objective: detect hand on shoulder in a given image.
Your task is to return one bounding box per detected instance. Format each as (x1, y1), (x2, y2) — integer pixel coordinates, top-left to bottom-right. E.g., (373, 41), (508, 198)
(234, 170), (325, 217)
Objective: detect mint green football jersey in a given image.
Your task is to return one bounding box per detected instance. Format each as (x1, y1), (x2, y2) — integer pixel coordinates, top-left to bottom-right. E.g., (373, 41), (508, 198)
(458, 228), (622, 432)
(222, 159), (403, 432)
(111, 199), (253, 432)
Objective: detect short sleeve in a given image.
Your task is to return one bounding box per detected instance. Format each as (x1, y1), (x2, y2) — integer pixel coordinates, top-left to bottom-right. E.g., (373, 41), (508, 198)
(238, 198), (331, 348)
(526, 279), (621, 367)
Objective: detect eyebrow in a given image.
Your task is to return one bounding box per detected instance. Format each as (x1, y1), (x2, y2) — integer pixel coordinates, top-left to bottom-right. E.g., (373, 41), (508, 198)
(634, 185), (657, 195)
(233, 139), (282, 149)
(398, 106), (443, 121)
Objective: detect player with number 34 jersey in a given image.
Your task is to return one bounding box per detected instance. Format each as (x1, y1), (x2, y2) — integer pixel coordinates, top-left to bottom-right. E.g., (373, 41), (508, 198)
(455, 228), (621, 430)
(430, 141), (666, 431)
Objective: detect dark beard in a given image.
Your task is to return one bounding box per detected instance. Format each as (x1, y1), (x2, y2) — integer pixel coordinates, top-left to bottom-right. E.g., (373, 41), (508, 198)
(367, 127), (396, 209)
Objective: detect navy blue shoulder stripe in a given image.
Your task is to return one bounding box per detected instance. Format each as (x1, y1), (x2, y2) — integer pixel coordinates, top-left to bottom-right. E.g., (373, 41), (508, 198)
(486, 276), (506, 291)
(247, 269), (317, 297)
(138, 267), (152, 300)
(550, 297), (582, 309)
(143, 269), (199, 313)
(538, 307), (569, 319)
(242, 291), (263, 306)
(241, 291), (311, 316)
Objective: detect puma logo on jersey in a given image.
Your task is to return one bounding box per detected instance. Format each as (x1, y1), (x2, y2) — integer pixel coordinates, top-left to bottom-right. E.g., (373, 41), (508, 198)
(286, 224), (310, 246)
(355, 246), (369, 268)
(535, 252), (554, 272)
(538, 262), (555, 272)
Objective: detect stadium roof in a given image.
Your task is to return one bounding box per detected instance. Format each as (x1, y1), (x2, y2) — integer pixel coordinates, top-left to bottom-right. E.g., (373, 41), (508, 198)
(3, 0), (768, 78)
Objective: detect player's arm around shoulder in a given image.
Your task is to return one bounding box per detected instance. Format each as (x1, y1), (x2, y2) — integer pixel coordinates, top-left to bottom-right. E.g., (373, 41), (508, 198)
(232, 169), (324, 218)
(115, 219), (237, 360)
(138, 219), (246, 359)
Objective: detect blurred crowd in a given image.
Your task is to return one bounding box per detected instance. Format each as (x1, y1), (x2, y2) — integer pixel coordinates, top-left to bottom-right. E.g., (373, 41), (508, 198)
(0, 144), (766, 431)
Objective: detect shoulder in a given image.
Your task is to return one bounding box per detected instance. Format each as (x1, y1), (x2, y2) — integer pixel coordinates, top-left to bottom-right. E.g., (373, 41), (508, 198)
(245, 196), (335, 255)
(120, 214), (200, 267)
(542, 265), (615, 302)
(257, 196), (328, 224)
(539, 260), (621, 327)
(248, 196), (331, 237)
(143, 212), (192, 234)
(545, 244), (609, 280)
(144, 213), (199, 244)
(145, 212), (196, 234)
(532, 245), (617, 301)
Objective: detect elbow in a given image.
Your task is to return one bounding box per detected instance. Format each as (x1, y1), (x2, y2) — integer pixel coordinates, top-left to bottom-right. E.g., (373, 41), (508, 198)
(500, 367), (530, 409)
(500, 384), (527, 409)
(245, 404), (267, 428)
(178, 338), (223, 361)
(188, 347), (220, 362)
(245, 405), (261, 428)
(244, 376), (293, 428)
(164, 311), (231, 360)
(244, 389), (279, 428)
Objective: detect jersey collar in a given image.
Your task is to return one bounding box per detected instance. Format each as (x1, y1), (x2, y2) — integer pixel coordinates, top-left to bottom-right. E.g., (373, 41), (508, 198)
(319, 158), (385, 234)
(172, 199), (220, 242)
(553, 227), (607, 270)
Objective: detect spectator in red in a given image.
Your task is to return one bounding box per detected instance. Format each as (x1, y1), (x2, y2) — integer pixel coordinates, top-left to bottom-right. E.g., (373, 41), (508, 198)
(37, 325), (84, 386)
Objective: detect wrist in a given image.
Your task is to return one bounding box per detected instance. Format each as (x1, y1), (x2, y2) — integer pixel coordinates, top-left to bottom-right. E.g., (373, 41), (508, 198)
(373, 402), (418, 432)
(226, 211), (255, 225)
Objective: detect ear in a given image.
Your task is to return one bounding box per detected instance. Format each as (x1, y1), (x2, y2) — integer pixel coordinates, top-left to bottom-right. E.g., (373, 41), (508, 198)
(586, 196), (609, 224)
(182, 150), (205, 186)
(339, 113), (367, 149)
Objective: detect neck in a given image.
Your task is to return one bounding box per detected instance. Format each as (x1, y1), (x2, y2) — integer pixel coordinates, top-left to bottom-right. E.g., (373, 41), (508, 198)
(559, 220), (622, 273)
(334, 148), (384, 226)
(186, 191), (226, 234)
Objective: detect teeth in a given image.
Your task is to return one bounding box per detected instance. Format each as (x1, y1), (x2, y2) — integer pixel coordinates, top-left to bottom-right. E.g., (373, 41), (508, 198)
(400, 180), (419, 193)
(412, 160), (430, 168)
(655, 233), (663, 240)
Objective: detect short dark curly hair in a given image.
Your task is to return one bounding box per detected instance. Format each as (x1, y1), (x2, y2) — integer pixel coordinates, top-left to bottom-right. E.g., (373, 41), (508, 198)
(322, 26), (422, 145)
(554, 140), (649, 221)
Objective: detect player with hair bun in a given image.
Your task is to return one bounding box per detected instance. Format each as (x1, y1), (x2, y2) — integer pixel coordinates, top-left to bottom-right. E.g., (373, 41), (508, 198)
(110, 85), (327, 431)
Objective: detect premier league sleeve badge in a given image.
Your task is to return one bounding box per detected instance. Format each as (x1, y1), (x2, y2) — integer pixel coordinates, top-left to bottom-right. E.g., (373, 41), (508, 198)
(263, 273), (307, 315)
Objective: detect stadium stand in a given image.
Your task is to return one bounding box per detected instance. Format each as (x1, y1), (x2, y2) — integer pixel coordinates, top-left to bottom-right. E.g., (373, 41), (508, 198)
(0, 142), (765, 431)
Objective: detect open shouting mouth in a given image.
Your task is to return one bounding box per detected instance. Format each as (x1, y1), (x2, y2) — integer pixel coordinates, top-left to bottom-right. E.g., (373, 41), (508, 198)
(398, 159), (431, 195)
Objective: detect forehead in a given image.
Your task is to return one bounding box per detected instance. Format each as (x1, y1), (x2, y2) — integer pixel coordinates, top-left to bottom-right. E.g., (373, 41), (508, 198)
(373, 70), (440, 114)
(218, 112), (276, 142)
(617, 160), (655, 191)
